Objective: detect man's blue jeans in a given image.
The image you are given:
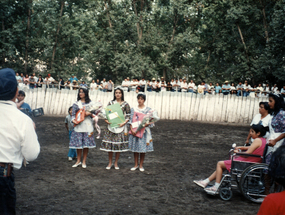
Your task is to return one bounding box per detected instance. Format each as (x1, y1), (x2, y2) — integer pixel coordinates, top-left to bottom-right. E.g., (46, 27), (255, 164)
(0, 166), (16, 215)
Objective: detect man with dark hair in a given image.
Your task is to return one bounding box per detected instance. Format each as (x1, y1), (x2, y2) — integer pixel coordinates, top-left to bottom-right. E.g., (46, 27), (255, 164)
(0, 68), (40, 214)
(17, 90), (32, 113)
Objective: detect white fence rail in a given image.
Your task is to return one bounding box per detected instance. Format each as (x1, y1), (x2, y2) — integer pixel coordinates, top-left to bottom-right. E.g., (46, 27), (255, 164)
(23, 88), (268, 124)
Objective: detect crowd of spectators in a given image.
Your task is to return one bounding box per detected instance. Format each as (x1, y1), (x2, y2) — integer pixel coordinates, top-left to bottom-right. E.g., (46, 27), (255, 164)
(15, 72), (285, 98)
(121, 77), (285, 98)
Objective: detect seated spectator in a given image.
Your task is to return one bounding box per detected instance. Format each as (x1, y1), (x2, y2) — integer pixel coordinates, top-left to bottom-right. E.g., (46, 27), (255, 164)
(146, 80), (152, 92)
(170, 79), (175, 92)
(257, 145), (285, 215)
(151, 78), (157, 91)
(194, 124), (267, 194)
(107, 79), (113, 92)
(98, 83), (103, 91)
(207, 82), (214, 94)
(37, 75), (44, 88)
(32, 72), (38, 83)
(166, 81), (172, 91)
(65, 80), (71, 90)
(72, 80), (79, 90)
(245, 102), (271, 145)
(16, 90), (32, 113)
(178, 78), (183, 92)
(29, 74), (36, 89)
(23, 74), (29, 88)
(250, 85), (257, 97)
(271, 84), (278, 93)
(181, 78), (188, 92)
(215, 83), (222, 94)
(222, 81), (231, 95)
(130, 78), (137, 92)
(281, 85), (285, 98)
(80, 81), (88, 88)
(121, 78), (129, 92)
(265, 83), (270, 92)
(15, 72), (22, 83)
(242, 81), (251, 97)
(161, 80), (167, 92)
(90, 80), (97, 90)
(96, 79), (100, 87)
(101, 78), (107, 92)
(236, 81), (243, 96)
(188, 80), (195, 93)
(230, 83), (236, 95)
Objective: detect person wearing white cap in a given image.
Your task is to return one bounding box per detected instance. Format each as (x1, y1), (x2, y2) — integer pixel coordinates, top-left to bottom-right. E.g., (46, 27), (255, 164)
(0, 68), (40, 214)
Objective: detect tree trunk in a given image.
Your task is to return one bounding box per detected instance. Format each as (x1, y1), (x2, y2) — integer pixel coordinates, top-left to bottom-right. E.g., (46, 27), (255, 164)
(236, 23), (249, 62)
(163, 68), (166, 80)
(259, 0), (269, 42)
(2, 17), (5, 67)
(104, 0), (112, 28)
(51, 1), (64, 70)
(24, 0), (32, 73)
(133, 0), (143, 44)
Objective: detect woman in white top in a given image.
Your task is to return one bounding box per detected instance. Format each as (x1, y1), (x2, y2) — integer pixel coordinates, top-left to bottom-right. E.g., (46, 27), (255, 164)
(90, 80), (97, 90)
(245, 102), (271, 145)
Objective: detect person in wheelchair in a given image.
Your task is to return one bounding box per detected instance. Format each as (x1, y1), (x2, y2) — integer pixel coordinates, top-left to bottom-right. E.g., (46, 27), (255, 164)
(194, 124), (267, 194)
(258, 145), (285, 215)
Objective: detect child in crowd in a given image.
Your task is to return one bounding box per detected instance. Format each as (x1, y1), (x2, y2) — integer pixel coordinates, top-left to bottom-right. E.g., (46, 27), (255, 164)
(65, 106), (77, 161)
(194, 124), (267, 194)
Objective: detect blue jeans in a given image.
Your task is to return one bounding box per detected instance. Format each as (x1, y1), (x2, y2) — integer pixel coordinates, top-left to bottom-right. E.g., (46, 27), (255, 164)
(147, 88), (152, 92)
(0, 166), (16, 215)
(188, 89), (194, 93)
(103, 89), (107, 92)
(237, 90), (242, 96)
(243, 91), (249, 97)
(29, 85), (34, 89)
(68, 131), (77, 158)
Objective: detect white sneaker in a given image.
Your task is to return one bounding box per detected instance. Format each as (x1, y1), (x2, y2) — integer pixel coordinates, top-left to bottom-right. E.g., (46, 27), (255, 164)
(68, 157), (73, 161)
(204, 186), (218, 195)
(193, 180), (208, 188)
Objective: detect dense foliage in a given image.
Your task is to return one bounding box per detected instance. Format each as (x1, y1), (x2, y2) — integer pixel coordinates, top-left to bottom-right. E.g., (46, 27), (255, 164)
(0, 0), (284, 85)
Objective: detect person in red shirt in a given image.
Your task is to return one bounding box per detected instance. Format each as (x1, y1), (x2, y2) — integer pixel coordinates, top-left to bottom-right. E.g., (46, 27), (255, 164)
(257, 145), (285, 215)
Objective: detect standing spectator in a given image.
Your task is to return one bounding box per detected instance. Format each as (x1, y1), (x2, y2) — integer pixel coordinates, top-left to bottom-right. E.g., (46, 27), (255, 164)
(215, 83), (222, 94)
(243, 81), (251, 97)
(98, 83), (103, 91)
(37, 75), (44, 88)
(122, 78), (130, 92)
(107, 79), (114, 92)
(170, 79), (175, 92)
(230, 83), (236, 95)
(20, 72), (24, 82)
(188, 80), (195, 93)
(222, 81), (231, 95)
(29, 74), (36, 89)
(181, 78), (188, 92)
(69, 74), (78, 83)
(90, 80), (97, 91)
(15, 72), (22, 83)
(178, 78), (183, 92)
(65, 80), (71, 90)
(31, 72), (38, 83)
(155, 80), (161, 92)
(101, 78), (107, 92)
(172, 79), (180, 92)
(23, 74), (29, 88)
(0, 68), (40, 214)
(236, 81), (244, 96)
(166, 81), (172, 91)
(45, 74), (56, 88)
(58, 77), (65, 90)
(139, 78), (146, 92)
(147, 80), (152, 92)
(264, 83), (270, 92)
(80, 81), (88, 88)
(256, 83), (264, 97)
(96, 79), (100, 87)
(72, 80), (79, 90)
(249, 85), (257, 97)
(271, 84), (278, 93)
(151, 78), (156, 91)
(208, 82), (215, 94)
(281, 85), (285, 98)
(130, 78), (138, 92)
(17, 90), (32, 113)
(197, 81), (206, 94)
(160, 80), (167, 92)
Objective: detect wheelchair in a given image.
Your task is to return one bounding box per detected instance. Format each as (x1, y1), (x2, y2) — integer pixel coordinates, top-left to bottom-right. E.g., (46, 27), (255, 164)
(209, 144), (275, 203)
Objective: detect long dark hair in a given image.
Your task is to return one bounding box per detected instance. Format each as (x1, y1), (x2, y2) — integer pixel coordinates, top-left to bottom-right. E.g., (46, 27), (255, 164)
(77, 87), (91, 104)
(268, 145), (285, 188)
(113, 88), (124, 101)
(259, 102), (270, 111)
(269, 93), (284, 116)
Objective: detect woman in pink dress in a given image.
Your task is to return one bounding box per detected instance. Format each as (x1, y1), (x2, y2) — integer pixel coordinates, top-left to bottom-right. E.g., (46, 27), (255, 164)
(193, 124), (267, 194)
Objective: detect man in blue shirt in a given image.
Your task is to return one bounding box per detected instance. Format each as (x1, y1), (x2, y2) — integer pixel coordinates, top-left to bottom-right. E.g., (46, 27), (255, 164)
(69, 74), (78, 83)
(17, 90), (32, 113)
(222, 81), (231, 95)
(215, 82), (222, 94)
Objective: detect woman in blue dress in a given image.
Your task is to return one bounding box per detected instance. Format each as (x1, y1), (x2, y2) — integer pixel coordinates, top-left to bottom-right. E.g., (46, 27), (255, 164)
(129, 93), (154, 172)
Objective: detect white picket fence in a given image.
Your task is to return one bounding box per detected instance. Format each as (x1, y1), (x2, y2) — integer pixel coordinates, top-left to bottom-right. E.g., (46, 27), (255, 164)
(22, 88), (269, 124)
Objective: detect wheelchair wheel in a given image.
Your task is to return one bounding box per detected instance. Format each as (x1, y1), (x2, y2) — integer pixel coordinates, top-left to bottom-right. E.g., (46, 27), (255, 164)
(239, 163), (269, 203)
(219, 187), (232, 201)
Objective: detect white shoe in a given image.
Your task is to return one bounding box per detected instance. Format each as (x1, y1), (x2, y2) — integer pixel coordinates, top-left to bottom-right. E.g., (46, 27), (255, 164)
(106, 164), (113, 170)
(72, 162), (82, 167)
(68, 157), (73, 161)
(130, 166), (139, 171)
(82, 164), (87, 168)
(193, 180), (208, 189)
(139, 167), (145, 172)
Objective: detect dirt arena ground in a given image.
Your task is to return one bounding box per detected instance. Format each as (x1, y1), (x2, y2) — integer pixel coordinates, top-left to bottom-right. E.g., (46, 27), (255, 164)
(15, 116), (262, 215)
